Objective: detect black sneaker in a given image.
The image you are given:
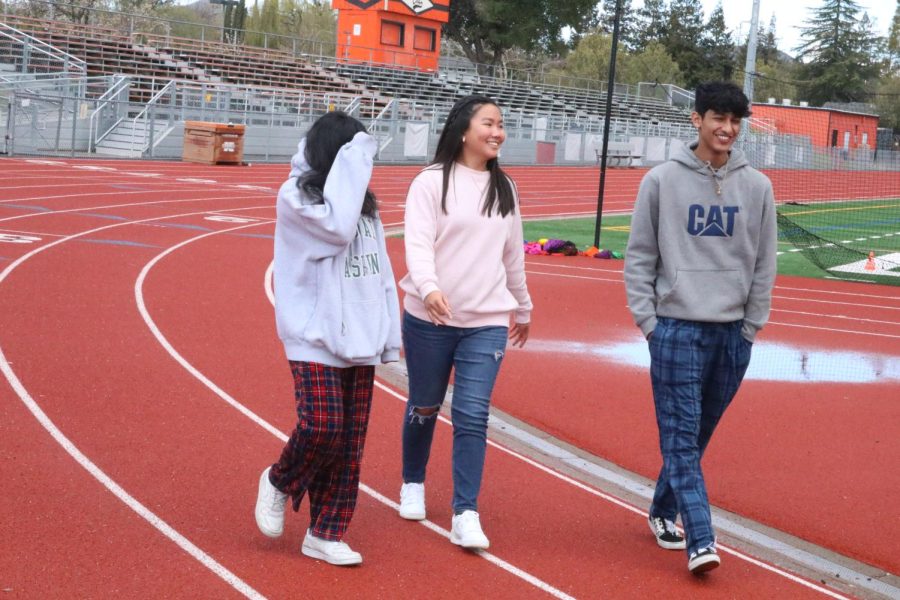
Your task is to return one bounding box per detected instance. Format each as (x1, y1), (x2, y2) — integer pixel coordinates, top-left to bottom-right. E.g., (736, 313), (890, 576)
(648, 515), (686, 550)
(688, 546), (721, 574)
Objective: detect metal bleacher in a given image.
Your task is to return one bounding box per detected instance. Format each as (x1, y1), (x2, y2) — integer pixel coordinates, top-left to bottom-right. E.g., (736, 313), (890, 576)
(3, 11), (693, 128)
(1, 11), (697, 161)
(1, 14), (387, 117)
(320, 58), (691, 130)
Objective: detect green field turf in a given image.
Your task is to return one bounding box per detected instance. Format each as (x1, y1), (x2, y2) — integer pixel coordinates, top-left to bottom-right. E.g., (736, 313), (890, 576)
(776, 198), (900, 283)
(523, 198), (900, 284)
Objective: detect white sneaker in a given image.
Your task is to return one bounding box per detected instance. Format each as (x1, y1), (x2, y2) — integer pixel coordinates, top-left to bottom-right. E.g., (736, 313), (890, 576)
(301, 530), (362, 566)
(254, 466), (288, 538)
(450, 510), (489, 550)
(398, 482), (426, 520)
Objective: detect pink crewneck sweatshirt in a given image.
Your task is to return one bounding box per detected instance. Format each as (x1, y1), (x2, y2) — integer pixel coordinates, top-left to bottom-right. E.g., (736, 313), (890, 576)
(400, 162), (533, 328)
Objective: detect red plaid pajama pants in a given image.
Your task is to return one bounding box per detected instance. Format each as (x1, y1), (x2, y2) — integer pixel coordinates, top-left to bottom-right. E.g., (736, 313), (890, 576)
(269, 360), (375, 541)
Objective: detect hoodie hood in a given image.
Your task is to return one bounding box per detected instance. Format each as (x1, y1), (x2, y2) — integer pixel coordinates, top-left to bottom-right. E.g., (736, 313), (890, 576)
(671, 140), (750, 182)
(623, 136), (778, 343)
(289, 138), (311, 178)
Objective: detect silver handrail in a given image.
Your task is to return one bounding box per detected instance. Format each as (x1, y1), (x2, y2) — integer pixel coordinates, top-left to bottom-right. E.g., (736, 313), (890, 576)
(130, 79), (175, 156)
(88, 74), (130, 152)
(0, 22), (87, 74)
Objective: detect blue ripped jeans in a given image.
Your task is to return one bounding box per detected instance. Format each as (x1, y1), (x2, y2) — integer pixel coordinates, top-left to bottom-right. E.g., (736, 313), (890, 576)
(401, 312), (508, 513)
(648, 317), (752, 555)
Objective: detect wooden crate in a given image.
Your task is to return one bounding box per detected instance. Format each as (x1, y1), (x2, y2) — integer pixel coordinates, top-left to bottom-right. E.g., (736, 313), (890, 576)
(182, 121), (245, 165)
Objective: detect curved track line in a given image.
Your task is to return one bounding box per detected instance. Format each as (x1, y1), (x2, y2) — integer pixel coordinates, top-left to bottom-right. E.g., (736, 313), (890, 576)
(774, 284), (900, 301)
(0, 187), (230, 205)
(773, 308), (900, 327)
(139, 226), (576, 599)
(263, 263), (847, 599)
(135, 221), (286, 443)
(0, 182), (866, 597)
(522, 269), (900, 336)
(0, 195), (272, 224)
(0, 208), (274, 600)
(373, 367), (849, 600)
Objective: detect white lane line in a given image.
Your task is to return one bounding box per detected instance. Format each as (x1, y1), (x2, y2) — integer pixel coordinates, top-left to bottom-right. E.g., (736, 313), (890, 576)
(0, 195), (273, 224)
(774, 308), (900, 327)
(269, 262), (848, 599)
(766, 320), (900, 339)
(773, 294), (900, 312)
(774, 284), (900, 301)
(526, 268), (623, 284)
(361, 483), (576, 599)
(0, 208), (274, 600)
(527, 262), (900, 304)
(373, 380), (853, 600)
(522, 271), (900, 334)
(140, 240), (576, 598)
(0, 188), (217, 204)
(0, 362), (265, 600)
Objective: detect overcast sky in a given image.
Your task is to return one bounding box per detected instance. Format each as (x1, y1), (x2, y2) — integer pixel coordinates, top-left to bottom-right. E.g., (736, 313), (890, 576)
(629, 0), (895, 54)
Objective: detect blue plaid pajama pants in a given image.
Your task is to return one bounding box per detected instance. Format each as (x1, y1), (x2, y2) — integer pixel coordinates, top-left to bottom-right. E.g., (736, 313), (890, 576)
(648, 317), (752, 555)
(269, 361), (375, 542)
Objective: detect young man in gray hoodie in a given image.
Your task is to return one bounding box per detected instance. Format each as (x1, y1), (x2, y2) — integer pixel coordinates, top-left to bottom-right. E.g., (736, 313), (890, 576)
(624, 81), (778, 574)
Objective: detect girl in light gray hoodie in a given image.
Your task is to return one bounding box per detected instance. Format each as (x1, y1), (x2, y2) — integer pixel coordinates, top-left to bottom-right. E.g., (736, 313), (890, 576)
(254, 112), (401, 566)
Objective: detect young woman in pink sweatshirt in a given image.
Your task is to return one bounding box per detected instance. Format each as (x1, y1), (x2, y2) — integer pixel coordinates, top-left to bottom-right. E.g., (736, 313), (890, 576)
(397, 95), (533, 550)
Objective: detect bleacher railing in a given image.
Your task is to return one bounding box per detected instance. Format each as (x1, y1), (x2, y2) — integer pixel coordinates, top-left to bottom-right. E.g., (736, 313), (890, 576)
(88, 73), (130, 151)
(130, 79), (175, 156)
(0, 21), (86, 74)
(3, 2), (674, 99)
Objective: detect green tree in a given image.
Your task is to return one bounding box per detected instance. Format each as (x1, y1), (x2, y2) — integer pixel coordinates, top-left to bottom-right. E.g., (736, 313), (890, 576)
(599, 0), (639, 51)
(700, 4), (734, 82)
(115, 0), (175, 14)
(758, 15), (779, 65)
(155, 3), (220, 40)
(794, 0), (881, 104)
(563, 29), (614, 82)
(561, 30), (682, 87)
(623, 40), (683, 86)
(751, 62), (800, 105)
(37, 0), (103, 24)
(664, 0), (705, 87)
(873, 74), (900, 129)
(889, 1), (900, 71)
(244, 0), (335, 51)
(634, 0), (668, 50)
(444, 0), (597, 72)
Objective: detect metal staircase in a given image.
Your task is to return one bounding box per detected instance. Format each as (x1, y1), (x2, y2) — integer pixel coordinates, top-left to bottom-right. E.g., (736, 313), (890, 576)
(94, 118), (172, 157)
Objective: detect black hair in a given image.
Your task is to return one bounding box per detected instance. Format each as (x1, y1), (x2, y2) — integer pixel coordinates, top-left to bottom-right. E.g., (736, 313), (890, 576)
(432, 94), (516, 218)
(297, 111), (377, 217)
(694, 81), (752, 119)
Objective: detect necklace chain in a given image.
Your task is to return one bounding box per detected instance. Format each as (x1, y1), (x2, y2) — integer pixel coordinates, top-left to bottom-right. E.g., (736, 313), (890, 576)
(705, 161), (729, 195)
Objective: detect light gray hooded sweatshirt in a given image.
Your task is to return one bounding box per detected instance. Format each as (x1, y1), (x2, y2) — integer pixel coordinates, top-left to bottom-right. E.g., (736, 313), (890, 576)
(624, 141), (778, 342)
(274, 131), (401, 367)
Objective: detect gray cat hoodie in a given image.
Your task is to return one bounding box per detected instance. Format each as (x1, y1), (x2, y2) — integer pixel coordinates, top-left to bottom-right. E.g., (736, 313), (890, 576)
(624, 141), (778, 342)
(274, 131), (401, 367)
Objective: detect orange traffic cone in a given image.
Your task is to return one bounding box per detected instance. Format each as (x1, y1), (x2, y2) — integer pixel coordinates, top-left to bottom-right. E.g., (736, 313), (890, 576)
(864, 251), (877, 271)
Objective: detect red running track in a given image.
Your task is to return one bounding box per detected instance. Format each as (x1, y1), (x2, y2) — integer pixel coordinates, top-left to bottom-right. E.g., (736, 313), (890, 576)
(1, 157), (894, 598)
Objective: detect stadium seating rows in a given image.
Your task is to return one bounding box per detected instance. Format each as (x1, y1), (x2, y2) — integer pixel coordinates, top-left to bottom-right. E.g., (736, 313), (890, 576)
(2, 12), (690, 126)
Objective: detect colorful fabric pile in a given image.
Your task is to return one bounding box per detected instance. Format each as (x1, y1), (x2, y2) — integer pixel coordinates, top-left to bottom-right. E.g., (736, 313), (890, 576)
(524, 238), (623, 259)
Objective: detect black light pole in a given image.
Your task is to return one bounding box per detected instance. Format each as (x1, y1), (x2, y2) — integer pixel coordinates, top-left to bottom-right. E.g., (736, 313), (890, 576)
(593, 0), (623, 248)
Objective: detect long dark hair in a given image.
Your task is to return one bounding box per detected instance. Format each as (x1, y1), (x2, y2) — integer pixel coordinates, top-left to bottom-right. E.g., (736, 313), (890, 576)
(432, 95), (516, 218)
(297, 111), (377, 217)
